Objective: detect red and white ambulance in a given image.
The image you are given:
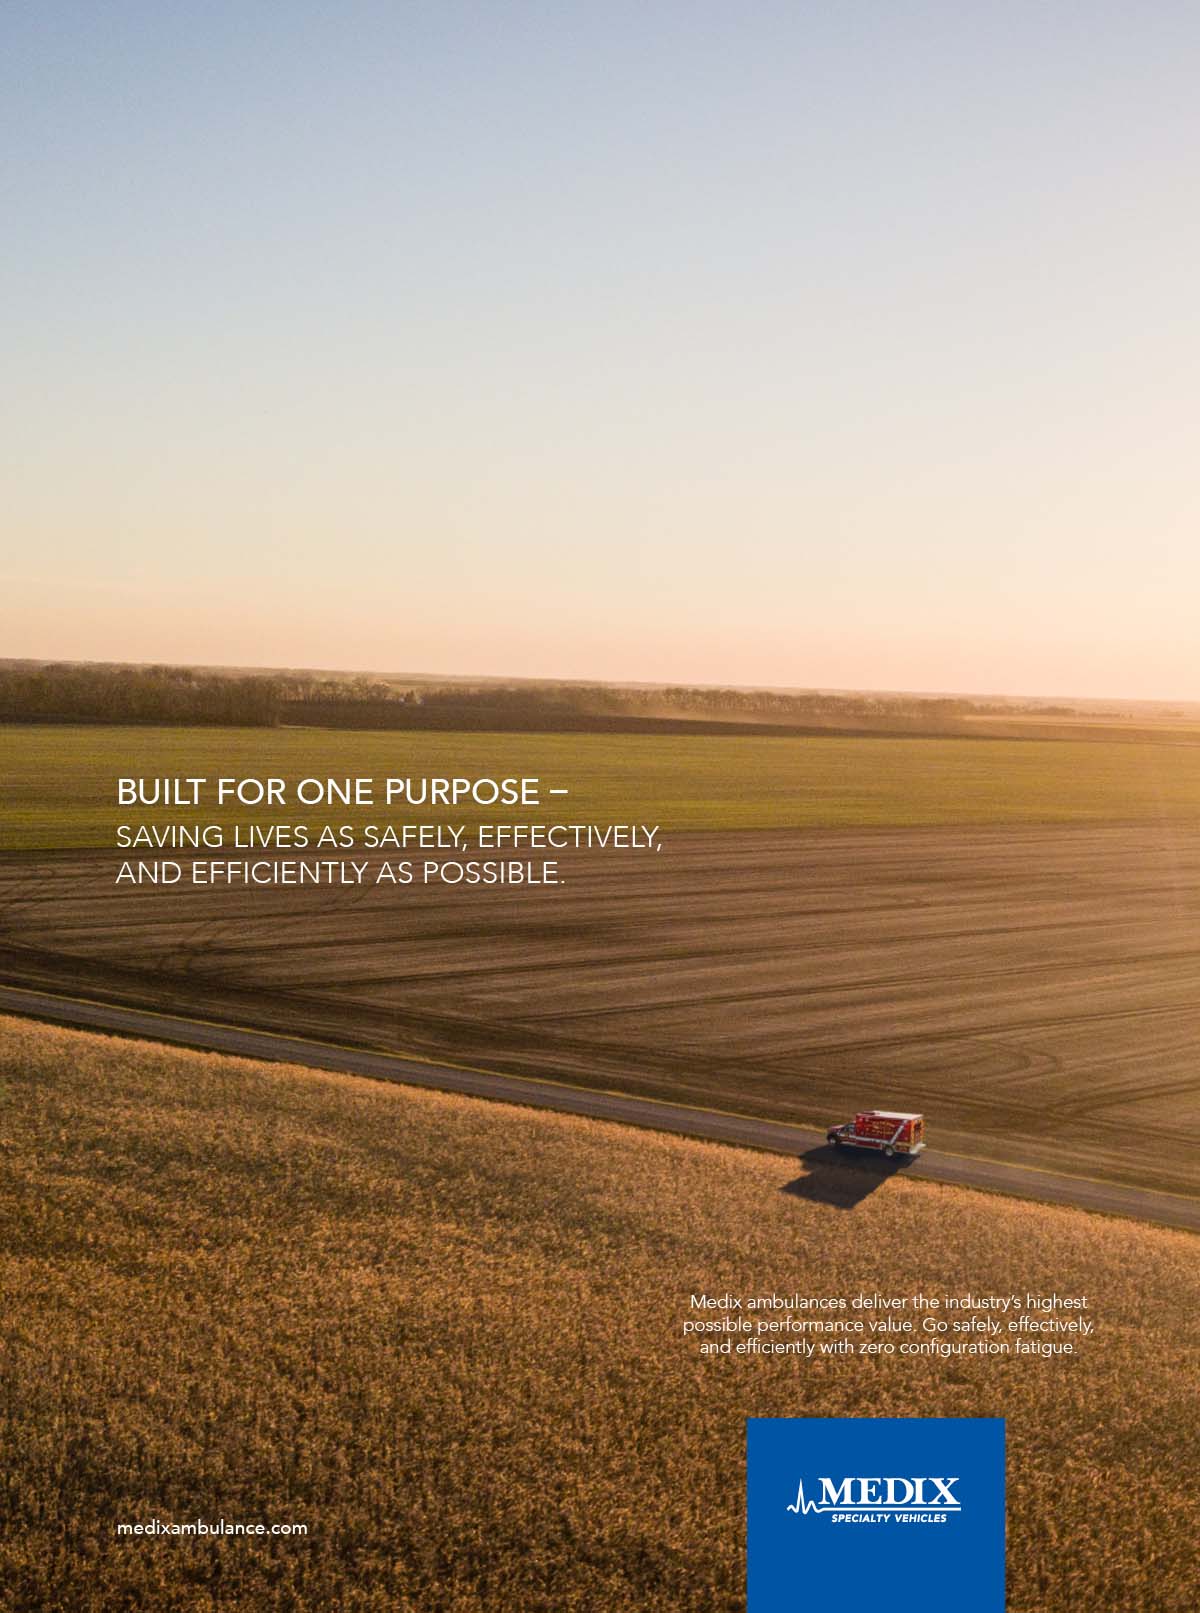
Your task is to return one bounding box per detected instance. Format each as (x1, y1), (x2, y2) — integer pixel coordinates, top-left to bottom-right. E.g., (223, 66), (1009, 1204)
(826, 1110), (925, 1158)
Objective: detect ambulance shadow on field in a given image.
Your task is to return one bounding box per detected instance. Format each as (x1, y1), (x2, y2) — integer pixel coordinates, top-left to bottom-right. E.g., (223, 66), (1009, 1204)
(780, 1143), (919, 1210)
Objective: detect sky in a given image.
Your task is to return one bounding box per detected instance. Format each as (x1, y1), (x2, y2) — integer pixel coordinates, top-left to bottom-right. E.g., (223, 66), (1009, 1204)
(3, 1), (1198, 699)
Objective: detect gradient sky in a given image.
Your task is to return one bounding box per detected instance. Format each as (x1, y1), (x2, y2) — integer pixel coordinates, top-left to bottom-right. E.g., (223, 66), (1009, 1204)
(3, 2), (1198, 698)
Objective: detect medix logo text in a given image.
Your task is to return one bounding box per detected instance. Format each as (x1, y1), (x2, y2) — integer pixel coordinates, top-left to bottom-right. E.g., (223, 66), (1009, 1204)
(788, 1476), (961, 1513)
(748, 1419), (1003, 1612)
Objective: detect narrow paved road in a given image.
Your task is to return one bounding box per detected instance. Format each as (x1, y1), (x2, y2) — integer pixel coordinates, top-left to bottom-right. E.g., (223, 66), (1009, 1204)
(2, 983), (1196, 1233)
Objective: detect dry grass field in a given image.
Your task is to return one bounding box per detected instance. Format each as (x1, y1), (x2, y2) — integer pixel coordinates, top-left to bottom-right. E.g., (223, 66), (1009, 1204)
(1, 1015), (1196, 1612)
(4, 822), (1199, 1197)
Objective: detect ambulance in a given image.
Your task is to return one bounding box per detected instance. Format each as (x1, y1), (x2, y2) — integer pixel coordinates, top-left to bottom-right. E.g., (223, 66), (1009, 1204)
(826, 1110), (925, 1158)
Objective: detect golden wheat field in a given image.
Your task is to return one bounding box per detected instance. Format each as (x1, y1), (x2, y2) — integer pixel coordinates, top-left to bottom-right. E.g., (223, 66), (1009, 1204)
(1, 1015), (1196, 1612)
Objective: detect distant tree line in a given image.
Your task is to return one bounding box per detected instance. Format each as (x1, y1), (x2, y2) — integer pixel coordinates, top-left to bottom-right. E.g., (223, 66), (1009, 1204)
(398, 682), (1077, 722)
(0, 661), (1079, 729)
(352, 682), (1078, 723)
(0, 664), (282, 725)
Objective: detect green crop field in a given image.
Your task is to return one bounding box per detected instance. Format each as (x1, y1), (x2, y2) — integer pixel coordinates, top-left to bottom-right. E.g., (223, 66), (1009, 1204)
(6, 723), (1200, 851)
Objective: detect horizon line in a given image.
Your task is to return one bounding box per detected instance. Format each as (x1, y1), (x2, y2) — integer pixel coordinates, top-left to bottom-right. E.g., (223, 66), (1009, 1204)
(3, 655), (1198, 713)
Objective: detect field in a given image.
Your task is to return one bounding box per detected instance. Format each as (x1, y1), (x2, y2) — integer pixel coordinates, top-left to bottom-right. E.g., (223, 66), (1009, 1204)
(9, 723), (1200, 850)
(1, 1015), (1195, 1612)
(4, 818), (1200, 1195)
(5, 725), (1200, 1196)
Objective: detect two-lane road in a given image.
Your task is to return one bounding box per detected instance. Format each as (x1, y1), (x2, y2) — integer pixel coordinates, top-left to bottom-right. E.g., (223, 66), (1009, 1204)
(2, 983), (1196, 1233)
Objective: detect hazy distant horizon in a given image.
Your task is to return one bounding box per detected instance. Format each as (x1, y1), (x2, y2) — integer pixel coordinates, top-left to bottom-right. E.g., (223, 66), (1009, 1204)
(6, 653), (1199, 714)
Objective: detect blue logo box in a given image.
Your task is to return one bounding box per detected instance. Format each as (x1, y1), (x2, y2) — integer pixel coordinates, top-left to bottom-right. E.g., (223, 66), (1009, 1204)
(747, 1417), (1005, 1613)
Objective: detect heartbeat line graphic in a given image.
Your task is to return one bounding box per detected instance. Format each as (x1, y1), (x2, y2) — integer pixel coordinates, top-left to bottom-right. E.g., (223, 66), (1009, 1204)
(786, 1481), (962, 1515)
